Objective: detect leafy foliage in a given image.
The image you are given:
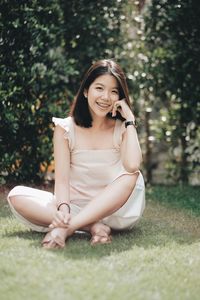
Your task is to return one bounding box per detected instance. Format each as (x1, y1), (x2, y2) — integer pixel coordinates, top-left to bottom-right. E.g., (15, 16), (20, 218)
(1, 0), (199, 184)
(0, 0), (127, 184)
(143, 0), (200, 182)
(0, 0), (72, 183)
(60, 0), (125, 93)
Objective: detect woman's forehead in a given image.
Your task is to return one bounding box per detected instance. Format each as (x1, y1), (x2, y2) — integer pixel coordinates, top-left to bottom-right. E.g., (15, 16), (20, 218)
(92, 74), (118, 88)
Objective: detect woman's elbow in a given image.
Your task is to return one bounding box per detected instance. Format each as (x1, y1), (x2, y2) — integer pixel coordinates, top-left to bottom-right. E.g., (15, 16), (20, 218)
(123, 162), (141, 173)
(122, 154), (142, 173)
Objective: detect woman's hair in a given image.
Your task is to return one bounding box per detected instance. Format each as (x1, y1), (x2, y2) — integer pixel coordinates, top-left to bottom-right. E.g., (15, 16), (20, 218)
(70, 59), (131, 127)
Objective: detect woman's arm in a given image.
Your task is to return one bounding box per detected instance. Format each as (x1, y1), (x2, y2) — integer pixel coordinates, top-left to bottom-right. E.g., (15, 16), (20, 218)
(120, 122), (142, 173)
(53, 125), (70, 211)
(112, 99), (142, 173)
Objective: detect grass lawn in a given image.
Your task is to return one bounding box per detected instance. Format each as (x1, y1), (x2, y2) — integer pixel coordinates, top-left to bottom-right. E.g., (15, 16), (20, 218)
(0, 184), (200, 300)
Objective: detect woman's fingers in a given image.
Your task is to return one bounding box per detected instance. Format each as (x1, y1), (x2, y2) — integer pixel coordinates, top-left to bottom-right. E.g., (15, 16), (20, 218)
(112, 99), (124, 116)
(113, 98), (134, 119)
(49, 220), (68, 229)
(63, 214), (71, 224)
(49, 211), (70, 228)
(112, 102), (119, 116)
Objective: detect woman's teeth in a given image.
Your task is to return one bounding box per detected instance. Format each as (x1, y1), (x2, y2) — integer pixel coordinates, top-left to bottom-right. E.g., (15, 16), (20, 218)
(96, 102), (110, 109)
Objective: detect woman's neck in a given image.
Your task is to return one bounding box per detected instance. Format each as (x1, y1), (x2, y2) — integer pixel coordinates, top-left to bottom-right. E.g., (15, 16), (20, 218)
(91, 116), (113, 130)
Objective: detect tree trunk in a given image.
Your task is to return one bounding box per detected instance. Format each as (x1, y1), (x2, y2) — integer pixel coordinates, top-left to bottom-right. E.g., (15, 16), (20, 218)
(179, 130), (189, 183)
(144, 109), (152, 183)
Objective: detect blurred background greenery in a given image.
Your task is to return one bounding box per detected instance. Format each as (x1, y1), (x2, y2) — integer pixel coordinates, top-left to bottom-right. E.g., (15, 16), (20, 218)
(0, 0), (199, 185)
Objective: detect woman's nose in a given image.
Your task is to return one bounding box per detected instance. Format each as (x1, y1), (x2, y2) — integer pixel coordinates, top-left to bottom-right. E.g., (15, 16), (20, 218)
(101, 90), (109, 101)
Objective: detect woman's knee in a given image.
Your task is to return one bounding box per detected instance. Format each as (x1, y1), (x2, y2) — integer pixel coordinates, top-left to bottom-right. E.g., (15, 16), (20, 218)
(7, 186), (26, 212)
(8, 185), (25, 199)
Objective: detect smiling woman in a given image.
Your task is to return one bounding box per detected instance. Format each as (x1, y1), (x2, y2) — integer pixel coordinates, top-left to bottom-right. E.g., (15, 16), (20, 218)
(7, 59), (145, 249)
(84, 74), (119, 118)
(71, 59), (132, 127)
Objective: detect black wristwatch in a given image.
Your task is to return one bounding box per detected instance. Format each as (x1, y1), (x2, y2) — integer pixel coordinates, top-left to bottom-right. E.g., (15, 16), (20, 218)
(125, 120), (137, 128)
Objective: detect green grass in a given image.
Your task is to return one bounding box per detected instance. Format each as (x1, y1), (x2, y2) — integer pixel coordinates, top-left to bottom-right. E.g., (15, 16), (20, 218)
(0, 185), (200, 300)
(146, 185), (200, 216)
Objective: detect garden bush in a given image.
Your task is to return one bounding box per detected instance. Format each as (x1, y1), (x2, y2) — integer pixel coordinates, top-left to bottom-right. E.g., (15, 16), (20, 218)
(143, 0), (200, 182)
(0, 0), (127, 184)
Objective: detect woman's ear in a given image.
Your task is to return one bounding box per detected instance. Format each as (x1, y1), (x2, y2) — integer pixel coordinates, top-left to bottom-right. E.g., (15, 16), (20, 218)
(83, 89), (88, 98)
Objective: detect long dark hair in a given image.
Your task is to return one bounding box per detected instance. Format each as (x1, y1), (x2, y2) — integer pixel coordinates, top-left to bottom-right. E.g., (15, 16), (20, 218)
(70, 59), (131, 127)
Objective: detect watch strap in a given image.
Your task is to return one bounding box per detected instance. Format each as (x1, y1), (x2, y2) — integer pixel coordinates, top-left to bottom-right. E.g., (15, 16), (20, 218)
(125, 120), (137, 128)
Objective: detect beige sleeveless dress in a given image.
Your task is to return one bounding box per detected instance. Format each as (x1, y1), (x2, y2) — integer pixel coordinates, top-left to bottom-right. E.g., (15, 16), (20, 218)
(7, 117), (145, 232)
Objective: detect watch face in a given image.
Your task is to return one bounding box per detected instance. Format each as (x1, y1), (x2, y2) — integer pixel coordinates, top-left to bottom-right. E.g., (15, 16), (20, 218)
(125, 121), (136, 128)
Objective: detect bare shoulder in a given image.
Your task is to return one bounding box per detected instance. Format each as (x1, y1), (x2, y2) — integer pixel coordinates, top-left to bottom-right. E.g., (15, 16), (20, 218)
(53, 125), (69, 148)
(53, 124), (65, 138)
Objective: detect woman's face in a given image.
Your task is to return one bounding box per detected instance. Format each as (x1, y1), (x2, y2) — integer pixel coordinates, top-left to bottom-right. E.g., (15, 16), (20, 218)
(84, 74), (120, 118)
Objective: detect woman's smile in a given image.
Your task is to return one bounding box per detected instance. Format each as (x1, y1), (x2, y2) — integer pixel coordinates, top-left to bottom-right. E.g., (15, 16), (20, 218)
(96, 101), (111, 110)
(85, 74), (119, 117)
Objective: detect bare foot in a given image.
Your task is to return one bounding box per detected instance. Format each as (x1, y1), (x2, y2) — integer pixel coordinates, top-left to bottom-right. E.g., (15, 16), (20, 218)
(90, 223), (112, 245)
(42, 227), (72, 249)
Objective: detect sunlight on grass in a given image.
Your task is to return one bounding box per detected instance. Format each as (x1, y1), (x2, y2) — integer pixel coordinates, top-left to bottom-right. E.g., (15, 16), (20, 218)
(0, 186), (200, 300)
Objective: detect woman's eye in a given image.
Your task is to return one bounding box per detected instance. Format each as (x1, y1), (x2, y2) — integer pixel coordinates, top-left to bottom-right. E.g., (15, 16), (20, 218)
(96, 87), (103, 90)
(112, 90), (118, 94)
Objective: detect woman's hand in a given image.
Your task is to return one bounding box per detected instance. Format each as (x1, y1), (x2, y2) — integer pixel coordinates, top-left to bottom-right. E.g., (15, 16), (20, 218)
(112, 98), (135, 121)
(49, 206), (71, 229)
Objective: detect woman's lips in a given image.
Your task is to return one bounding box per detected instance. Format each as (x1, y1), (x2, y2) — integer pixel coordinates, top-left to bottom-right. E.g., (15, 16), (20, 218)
(96, 102), (111, 109)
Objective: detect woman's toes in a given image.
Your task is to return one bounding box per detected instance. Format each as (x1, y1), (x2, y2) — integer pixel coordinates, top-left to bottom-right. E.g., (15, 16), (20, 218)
(90, 234), (112, 245)
(42, 228), (67, 249)
(43, 239), (58, 249)
(53, 235), (65, 248)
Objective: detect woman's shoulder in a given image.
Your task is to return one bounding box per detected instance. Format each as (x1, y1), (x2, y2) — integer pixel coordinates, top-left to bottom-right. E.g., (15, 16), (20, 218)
(52, 116), (75, 149)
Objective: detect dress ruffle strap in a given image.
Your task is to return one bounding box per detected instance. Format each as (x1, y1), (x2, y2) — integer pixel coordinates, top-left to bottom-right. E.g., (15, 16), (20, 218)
(52, 117), (74, 150)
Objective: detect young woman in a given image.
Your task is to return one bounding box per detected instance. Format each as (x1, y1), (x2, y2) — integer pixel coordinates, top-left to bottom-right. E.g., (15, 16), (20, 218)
(7, 59), (145, 249)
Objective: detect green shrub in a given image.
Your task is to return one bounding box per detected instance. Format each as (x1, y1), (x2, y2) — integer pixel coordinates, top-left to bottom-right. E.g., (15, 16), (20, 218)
(0, 0), (74, 184)
(0, 0), (127, 184)
(145, 0), (200, 182)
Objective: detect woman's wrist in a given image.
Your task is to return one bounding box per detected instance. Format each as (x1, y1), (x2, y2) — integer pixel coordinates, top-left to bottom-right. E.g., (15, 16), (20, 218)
(57, 202), (71, 213)
(125, 112), (137, 128)
(125, 112), (135, 122)
(125, 120), (137, 129)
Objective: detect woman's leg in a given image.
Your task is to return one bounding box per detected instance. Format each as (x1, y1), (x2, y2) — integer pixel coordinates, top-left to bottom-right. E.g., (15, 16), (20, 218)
(8, 186), (72, 248)
(90, 223), (112, 245)
(7, 186), (108, 248)
(42, 222), (112, 248)
(43, 174), (138, 248)
(8, 186), (56, 226)
(68, 173), (139, 234)
(8, 174), (138, 248)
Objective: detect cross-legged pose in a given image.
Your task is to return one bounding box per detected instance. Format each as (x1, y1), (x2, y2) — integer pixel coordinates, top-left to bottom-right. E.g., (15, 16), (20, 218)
(7, 59), (145, 249)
